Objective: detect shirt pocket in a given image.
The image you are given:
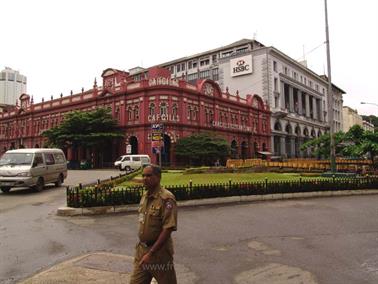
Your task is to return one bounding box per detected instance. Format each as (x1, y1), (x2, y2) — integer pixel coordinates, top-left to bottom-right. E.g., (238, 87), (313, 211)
(148, 207), (162, 226)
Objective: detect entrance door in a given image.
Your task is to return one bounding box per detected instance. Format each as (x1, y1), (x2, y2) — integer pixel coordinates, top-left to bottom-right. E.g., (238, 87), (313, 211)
(129, 136), (138, 154)
(162, 134), (171, 166)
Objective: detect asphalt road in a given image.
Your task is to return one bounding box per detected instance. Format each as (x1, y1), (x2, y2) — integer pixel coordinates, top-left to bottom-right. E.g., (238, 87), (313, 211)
(0, 171), (377, 283)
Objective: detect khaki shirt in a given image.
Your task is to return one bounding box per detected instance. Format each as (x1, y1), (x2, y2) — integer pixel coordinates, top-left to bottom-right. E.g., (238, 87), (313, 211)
(138, 187), (177, 244)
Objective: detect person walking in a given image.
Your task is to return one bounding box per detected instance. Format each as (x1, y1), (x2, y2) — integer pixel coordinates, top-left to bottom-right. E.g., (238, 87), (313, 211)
(130, 165), (178, 284)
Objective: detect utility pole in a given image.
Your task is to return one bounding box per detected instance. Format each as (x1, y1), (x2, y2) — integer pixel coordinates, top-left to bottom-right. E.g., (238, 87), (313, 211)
(324, 0), (336, 172)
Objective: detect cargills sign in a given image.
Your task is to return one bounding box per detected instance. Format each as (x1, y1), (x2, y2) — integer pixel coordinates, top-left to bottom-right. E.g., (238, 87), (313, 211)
(230, 55), (252, 77)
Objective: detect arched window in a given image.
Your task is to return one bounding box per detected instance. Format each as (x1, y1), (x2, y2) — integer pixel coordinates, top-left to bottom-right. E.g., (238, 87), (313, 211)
(115, 107), (120, 121)
(274, 121), (282, 131)
(311, 129), (316, 137)
(193, 106), (198, 120)
(134, 106), (139, 120)
(160, 102), (168, 116)
(127, 106), (133, 120)
(149, 103), (155, 116)
(187, 106), (192, 120)
(254, 115), (259, 132)
(172, 103), (178, 117)
(285, 124), (292, 134)
(209, 110), (214, 123)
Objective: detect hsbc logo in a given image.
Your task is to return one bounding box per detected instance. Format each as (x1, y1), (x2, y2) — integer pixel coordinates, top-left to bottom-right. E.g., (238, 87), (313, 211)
(236, 60), (245, 66)
(231, 55), (253, 77)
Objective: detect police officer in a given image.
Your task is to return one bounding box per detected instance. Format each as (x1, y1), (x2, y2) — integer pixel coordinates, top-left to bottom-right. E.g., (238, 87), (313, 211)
(130, 165), (177, 284)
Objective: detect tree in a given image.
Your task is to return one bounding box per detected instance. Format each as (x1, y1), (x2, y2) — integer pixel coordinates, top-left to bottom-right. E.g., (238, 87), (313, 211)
(342, 125), (378, 167)
(301, 125), (378, 168)
(300, 131), (345, 159)
(42, 108), (123, 162)
(361, 115), (378, 131)
(175, 132), (230, 166)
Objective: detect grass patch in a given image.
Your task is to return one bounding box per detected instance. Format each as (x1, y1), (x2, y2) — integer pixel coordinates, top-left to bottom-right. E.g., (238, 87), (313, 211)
(118, 171), (325, 187)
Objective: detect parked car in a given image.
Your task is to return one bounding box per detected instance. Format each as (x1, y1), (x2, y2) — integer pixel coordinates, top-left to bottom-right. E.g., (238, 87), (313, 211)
(0, 148), (67, 193)
(114, 154), (151, 171)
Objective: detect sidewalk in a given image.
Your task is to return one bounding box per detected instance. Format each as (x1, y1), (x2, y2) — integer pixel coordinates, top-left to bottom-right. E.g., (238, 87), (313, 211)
(19, 252), (197, 284)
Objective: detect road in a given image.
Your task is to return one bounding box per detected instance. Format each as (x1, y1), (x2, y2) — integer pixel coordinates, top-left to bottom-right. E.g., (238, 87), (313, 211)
(0, 171), (377, 283)
(0, 169), (121, 213)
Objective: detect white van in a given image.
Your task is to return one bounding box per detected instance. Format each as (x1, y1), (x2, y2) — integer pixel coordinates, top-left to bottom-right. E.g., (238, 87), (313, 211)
(0, 148), (67, 193)
(114, 154), (151, 171)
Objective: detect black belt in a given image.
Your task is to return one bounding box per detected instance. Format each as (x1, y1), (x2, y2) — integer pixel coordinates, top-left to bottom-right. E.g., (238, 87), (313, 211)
(139, 240), (155, 248)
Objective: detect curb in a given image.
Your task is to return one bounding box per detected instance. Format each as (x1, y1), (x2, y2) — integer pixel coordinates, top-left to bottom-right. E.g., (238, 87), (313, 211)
(57, 189), (378, 216)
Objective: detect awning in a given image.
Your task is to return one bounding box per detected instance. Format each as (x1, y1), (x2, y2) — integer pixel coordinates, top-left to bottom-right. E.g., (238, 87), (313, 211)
(257, 151), (272, 155)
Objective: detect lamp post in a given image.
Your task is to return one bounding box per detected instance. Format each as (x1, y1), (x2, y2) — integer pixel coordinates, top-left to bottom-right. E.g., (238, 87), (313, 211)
(361, 102), (378, 107)
(324, 0), (336, 172)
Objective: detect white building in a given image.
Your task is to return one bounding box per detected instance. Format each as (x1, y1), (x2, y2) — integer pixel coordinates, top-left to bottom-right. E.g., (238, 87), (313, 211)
(0, 67), (27, 106)
(342, 106), (363, 132)
(133, 39), (345, 158)
(362, 120), (374, 132)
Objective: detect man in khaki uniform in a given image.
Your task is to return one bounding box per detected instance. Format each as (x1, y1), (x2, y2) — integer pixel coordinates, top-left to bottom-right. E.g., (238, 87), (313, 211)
(130, 165), (178, 284)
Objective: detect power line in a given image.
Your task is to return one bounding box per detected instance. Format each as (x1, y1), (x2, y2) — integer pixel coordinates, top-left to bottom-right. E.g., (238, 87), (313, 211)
(296, 41), (326, 61)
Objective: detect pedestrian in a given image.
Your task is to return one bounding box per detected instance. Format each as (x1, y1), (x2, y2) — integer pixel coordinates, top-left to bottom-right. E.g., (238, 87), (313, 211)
(130, 165), (178, 284)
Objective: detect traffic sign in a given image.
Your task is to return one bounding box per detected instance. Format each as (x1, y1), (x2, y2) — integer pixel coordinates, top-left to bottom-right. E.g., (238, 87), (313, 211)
(152, 133), (162, 141)
(126, 144), (132, 154)
(152, 123), (163, 130)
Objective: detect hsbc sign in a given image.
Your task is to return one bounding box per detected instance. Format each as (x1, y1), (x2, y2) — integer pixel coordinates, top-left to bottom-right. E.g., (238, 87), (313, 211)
(230, 55), (253, 77)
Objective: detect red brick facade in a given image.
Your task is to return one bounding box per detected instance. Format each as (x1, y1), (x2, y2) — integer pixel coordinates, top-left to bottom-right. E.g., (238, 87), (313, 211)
(0, 67), (271, 167)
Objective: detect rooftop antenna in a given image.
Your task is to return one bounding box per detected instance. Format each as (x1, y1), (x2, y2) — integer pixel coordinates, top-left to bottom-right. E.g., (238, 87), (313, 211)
(302, 45), (306, 61)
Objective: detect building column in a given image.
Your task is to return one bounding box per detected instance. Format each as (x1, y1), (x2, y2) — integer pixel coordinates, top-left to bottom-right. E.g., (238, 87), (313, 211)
(297, 90), (303, 115)
(280, 82), (285, 110)
(271, 136), (275, 155)
(280, 136), (286, 157)
(305, 94), (310, 118)
(312, 97), (318, 120)
(298, 137), (304, 158)
(289, 86), (294, 113)
(290, 137), (295, 158)
(318, 99), (323, 122)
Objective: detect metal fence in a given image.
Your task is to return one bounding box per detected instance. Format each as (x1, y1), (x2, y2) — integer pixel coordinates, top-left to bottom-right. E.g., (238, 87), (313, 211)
(66, 176), (378, 208)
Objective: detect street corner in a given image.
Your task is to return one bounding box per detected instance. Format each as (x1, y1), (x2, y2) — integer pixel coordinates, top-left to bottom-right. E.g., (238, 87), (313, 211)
(19, 252), (134, 284)
(234, 263), (318, 284)
(56, 206), (82, 216)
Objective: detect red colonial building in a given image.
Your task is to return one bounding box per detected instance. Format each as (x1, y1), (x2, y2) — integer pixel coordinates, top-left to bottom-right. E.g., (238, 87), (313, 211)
(0, 67), (271, 167)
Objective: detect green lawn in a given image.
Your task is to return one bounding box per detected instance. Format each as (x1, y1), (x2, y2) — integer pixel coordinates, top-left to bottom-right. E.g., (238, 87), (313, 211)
(120, 171), (322, 187)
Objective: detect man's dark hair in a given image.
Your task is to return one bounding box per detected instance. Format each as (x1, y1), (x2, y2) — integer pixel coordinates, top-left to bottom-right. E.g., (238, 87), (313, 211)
(148, 164), (161, 178)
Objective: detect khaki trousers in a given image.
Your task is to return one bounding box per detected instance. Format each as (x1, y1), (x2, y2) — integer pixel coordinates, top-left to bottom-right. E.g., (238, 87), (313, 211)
(129, 243), (177, 284)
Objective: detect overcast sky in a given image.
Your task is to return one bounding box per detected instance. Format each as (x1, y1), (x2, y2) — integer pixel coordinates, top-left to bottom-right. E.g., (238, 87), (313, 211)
(2, 0), (377, 115)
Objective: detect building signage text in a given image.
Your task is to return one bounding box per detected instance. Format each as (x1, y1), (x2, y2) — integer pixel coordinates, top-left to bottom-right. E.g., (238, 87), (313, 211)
(230, 55), (253, 77)
(148, 77), (179, 87)
(148, 114), (179, 122)
(212, 120), (251, 132)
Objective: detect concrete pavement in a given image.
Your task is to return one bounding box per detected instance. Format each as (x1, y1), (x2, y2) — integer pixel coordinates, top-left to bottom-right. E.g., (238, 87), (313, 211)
(19, 252), (197, 284)
(16, 169), (378, 284)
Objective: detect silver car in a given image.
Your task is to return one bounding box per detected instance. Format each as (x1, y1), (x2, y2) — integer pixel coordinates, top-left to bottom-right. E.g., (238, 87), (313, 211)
(0, 148), (67, 193)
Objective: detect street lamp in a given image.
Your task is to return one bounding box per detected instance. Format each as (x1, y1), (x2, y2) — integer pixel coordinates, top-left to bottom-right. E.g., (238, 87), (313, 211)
(324, 0), (336, 173)
(361, 102), (378, 107)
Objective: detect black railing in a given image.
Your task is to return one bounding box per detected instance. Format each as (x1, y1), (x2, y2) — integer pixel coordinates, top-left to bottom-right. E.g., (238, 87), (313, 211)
(66, 176), (378, 208)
